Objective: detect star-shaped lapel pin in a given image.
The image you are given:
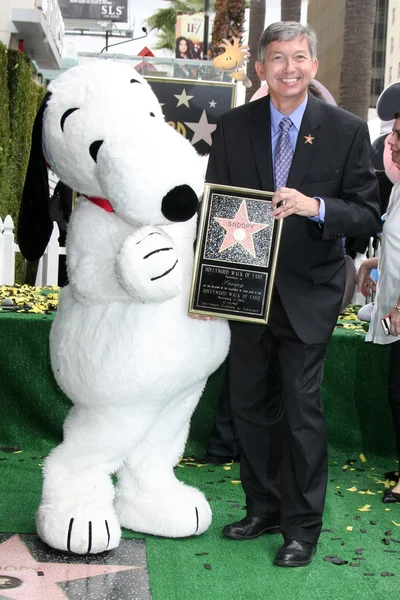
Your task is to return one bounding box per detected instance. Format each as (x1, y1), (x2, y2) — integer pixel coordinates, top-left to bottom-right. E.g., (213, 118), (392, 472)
(304, 134), (315, 144)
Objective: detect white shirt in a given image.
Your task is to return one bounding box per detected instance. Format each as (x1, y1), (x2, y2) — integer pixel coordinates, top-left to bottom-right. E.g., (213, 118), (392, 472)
(366, 181), (400, 345)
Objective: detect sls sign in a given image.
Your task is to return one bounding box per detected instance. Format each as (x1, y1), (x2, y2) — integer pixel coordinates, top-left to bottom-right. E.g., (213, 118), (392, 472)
(58, 0), (128, 23)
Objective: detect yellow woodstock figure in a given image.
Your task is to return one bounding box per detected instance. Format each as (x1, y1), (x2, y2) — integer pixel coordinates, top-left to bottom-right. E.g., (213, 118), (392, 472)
(212, 38), (252, 88)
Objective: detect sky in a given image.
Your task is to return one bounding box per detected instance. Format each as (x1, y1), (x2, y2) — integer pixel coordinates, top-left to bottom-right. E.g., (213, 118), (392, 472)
(62, 0), (303, 59)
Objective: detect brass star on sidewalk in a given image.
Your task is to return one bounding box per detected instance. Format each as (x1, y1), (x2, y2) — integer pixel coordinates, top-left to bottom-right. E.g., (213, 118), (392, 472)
(304, 134), (315, 144)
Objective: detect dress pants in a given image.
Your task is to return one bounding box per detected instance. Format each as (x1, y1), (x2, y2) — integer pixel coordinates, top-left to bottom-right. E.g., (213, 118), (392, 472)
(389, 340), (400, 460)
(206, 366), (241, 459)
(228, 292), (328, 544)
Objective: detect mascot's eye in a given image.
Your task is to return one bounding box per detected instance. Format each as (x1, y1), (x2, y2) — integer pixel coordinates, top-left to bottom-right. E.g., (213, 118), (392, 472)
(60, 107), (79, 132)
(130, 78), (141, 84)
(89, 140), (104, 163)
(150, 112), (155, 117)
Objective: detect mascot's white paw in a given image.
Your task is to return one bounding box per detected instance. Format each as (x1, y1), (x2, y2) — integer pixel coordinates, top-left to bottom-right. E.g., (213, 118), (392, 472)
(114, 483), (212, 538)
(116, 225), (182, 302)
(36, 500), (121, 555)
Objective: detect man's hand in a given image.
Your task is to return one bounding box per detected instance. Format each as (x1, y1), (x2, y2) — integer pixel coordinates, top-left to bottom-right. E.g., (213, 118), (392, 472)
(272, 187), (320, 219)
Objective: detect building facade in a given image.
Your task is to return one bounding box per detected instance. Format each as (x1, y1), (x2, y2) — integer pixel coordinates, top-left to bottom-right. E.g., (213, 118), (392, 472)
(0, 0), (64, 69)
(384, 0), (400, 86)
(308, 0), (389, 108)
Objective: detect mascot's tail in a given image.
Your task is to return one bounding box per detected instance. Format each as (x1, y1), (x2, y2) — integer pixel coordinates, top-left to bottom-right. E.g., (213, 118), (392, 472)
(17, 92), (54, 262)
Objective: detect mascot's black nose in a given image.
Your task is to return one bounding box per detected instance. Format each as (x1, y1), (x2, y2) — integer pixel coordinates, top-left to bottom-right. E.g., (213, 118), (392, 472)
(161, 185), (198, 222)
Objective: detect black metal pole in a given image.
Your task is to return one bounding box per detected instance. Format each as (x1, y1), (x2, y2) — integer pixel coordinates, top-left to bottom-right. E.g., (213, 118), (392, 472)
(203, 0), (210, 58)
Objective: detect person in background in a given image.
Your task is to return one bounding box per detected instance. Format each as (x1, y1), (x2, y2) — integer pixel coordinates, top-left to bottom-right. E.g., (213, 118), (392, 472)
(205, 21), (380, 567)
(48, 180), (73, 286)
(175, 36), (192, 60)
(357, 110), (400, 502)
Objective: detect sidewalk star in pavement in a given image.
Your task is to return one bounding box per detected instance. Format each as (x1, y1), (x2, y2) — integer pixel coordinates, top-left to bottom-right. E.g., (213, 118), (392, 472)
(0, 535), (140, 600)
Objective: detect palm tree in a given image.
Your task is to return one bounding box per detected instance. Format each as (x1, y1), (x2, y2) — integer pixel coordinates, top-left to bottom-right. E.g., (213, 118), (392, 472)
(210, 0), (246, 58)
(147, 0), (247, 56)
(338, 0), (376, 120)
(245, 0), (266, 103)
(146, 1), (216, 52)
(210, 0), (228, 57)
(228, 0), (246, 41)
(280, 0), (301, 22)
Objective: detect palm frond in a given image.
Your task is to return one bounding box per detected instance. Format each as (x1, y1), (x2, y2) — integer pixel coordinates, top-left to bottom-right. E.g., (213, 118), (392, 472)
(152, 29), (177, 52)
(145, 8), (177, 32)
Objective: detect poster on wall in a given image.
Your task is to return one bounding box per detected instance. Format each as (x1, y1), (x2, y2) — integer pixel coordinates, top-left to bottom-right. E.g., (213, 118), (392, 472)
(58, 0), (128, 22)
(175, 13), (215, 60)
(145, 77), (235, 156)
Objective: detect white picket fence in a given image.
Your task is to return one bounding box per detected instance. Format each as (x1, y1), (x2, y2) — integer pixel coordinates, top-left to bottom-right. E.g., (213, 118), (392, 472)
(0, 215), (65, 286)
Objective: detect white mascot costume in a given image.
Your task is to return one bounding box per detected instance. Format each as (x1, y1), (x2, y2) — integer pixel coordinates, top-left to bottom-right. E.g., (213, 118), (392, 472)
(18, 60), (230, 554)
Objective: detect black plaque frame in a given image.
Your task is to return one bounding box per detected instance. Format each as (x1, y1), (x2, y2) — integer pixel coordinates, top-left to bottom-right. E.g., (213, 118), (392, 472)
(188, 183), (283, 324)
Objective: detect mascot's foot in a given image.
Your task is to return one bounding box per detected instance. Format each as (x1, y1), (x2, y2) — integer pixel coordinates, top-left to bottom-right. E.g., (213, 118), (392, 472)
(115, 483), (212, 538)
(36, 500), (121, 554)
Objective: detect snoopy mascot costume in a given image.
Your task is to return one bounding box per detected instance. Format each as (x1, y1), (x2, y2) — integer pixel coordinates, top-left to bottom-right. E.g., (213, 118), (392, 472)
(17, 60), (230, 554)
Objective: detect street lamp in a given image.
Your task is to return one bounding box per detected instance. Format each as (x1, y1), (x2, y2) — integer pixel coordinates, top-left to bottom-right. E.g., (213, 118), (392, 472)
(203, 0), (210, 58)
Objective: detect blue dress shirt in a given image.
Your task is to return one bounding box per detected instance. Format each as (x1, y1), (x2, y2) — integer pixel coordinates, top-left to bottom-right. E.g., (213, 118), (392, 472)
(270, 97), (325, 223)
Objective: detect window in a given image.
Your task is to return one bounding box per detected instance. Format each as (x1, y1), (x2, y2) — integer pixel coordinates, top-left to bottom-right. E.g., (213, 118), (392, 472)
(389, 66), (393, 83)
(391, 36), (394, 53)
(398, 62), (400, 80)
(393, 7), (396, 24)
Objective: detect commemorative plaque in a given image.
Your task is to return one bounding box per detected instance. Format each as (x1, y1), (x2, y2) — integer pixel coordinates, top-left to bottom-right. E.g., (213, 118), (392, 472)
(188, 183), (283, 324)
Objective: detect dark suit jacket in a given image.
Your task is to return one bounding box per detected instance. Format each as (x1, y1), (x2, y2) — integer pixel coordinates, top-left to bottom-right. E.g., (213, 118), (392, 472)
(206, 93), (381, 344)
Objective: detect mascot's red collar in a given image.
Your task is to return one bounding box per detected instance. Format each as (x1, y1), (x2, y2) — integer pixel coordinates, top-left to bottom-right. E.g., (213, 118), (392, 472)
(83, 195), (114, 213)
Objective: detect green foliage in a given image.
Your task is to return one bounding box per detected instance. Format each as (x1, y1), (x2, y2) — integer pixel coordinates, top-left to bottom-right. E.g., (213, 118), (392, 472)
(0, 49), (45, 283)
(0, 43), (10, 221)
(146, 0), (249, 53)
(4, 51), (45, 225)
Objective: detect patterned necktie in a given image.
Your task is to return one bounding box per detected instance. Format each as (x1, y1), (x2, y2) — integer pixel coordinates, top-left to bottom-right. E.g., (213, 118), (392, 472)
(274, 116), (293, 190)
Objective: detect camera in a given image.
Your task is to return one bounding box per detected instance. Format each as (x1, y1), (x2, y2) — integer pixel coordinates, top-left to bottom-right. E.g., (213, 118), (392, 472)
(381, 317), (391, 335)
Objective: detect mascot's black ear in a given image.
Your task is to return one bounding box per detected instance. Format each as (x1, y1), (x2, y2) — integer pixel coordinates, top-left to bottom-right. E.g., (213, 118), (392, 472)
(17, 91), (54, 262)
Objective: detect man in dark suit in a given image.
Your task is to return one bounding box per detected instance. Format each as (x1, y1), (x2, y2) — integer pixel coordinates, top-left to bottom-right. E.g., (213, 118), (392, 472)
(205, 21), (380, 567)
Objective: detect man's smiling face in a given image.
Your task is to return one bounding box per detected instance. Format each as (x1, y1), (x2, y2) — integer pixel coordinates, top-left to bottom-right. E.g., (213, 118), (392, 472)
(256, 35), (318, 109)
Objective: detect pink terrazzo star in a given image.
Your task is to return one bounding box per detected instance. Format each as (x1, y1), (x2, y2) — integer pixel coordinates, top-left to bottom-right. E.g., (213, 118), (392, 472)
(0, 535), (140, 600)
(215, 200), (268, 258)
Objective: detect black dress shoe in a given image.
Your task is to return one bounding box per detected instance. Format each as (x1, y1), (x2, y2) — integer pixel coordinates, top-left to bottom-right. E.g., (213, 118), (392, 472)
(382, 488), (400, 503)
(384, 471), (399, 482)
(204, 453), (240, 465)
(274, 539), (317, 567)
(222, 516), (280, 540)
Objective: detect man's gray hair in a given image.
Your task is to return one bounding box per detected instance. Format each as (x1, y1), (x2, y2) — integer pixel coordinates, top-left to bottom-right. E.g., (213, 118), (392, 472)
(257, 22), (317, 62)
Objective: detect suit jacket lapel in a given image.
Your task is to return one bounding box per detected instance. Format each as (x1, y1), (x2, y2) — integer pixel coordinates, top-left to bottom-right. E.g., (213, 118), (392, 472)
(286, 93), (323, 189)
(249, 97), (274, 192)
(249, 93), (323, 192)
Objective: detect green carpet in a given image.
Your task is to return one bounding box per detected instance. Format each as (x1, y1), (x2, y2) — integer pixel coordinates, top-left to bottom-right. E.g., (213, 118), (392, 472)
(1, 309), (399, 598)
(0, 449), (399, 599)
